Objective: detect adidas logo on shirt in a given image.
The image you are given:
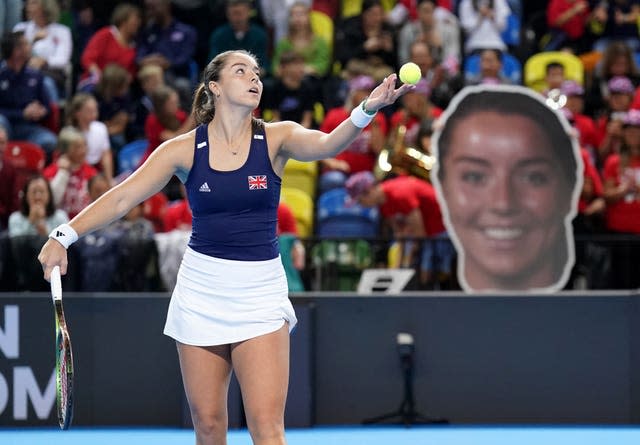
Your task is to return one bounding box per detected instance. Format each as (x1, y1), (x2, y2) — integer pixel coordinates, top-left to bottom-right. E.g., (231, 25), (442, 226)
(199, 182), (211, 192)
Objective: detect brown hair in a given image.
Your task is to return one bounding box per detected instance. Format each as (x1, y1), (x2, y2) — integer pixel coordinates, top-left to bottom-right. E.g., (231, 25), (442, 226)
(279, 50), (305, 66)
(191, 49), (264, 127)
(65, 93), (96, 126)
(20, 175), (55, 217)
(286, 2), (313, 40)
(151, 85), (181, 131)
(96, 64), (130, 102)
(600, 41), (639, 78)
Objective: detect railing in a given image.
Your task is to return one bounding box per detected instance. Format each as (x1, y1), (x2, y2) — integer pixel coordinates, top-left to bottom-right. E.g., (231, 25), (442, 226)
(2, 232), (639, 293)
(298, 234), (640, 292)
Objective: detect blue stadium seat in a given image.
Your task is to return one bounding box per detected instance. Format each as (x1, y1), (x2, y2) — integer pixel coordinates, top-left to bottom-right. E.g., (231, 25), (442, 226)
(117, 139), (148, 175)
(502, 14), (521, 47)
(464, 52), (522, 85)
(316, 188), (379, 238)
(318, 170), (347, 194)
(506, 0), (522, 18)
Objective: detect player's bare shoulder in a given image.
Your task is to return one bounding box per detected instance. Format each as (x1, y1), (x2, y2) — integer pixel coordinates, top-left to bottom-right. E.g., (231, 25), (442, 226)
(153, 127), (198, 171)
(264, 120), (299, 153)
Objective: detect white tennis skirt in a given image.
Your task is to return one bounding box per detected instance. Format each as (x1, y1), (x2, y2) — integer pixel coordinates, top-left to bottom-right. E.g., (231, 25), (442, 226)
(163, 246), (297, 346)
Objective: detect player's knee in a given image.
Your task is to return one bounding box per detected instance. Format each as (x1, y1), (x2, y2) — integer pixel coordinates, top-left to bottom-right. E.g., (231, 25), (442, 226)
(247, 415), (285, 443)
(191, 409), (227, 439)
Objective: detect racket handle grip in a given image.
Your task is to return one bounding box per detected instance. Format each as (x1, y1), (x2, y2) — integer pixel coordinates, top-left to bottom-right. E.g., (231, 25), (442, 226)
(51, 266), (62, 299)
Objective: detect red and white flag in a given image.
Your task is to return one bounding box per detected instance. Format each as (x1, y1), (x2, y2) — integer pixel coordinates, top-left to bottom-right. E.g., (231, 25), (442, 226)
(248, 175), (268, 190)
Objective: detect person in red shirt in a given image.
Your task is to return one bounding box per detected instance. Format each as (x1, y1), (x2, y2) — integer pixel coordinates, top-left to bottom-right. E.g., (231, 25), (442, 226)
(0, 125), (19, 230)
(277, 201), (305, 291)
(160, 183), (190, 233)
(346, 170), (453, 289)
(276, 201), (297, 235)
(595, 76), (636, 168)
(79, 3), (142, 91)
(163, 198), (192, 233)
(319, 75), (388, 177)
(603, 108), (640, 287)
(386, 0), (453, 25)
(561, 80), (599, 158)
(545, 0), (592, 53)
(142, 85), (195, 163)
(43, 126), (97, 219)
(603, 109), (640, 233)
(577, 148), (606, 230)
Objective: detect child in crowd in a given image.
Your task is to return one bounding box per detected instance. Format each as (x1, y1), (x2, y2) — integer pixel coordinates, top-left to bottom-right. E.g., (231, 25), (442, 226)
(262, 51), (317, 128)
(43, 126), (97, 219)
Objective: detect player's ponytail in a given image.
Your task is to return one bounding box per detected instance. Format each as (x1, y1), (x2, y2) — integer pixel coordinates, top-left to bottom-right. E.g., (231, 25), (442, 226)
(192, 83), (215, 125)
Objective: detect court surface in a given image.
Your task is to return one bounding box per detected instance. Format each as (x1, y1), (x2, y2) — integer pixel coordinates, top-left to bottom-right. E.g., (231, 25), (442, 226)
(3, 426), (640, 445)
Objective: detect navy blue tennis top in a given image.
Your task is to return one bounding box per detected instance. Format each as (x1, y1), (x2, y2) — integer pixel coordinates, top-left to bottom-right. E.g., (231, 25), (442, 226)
(185, 123), (281, 261)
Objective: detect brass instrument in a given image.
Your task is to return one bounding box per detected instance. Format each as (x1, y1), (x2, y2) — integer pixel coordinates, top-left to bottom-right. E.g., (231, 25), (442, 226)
(375, 113), (435, 182)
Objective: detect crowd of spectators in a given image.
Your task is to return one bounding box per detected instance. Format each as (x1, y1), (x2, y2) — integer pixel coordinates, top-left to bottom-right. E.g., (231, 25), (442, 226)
(2, 0), (640, 292)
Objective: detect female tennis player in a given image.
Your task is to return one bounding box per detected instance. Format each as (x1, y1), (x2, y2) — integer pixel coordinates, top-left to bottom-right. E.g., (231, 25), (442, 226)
(38, 50), (412, 445)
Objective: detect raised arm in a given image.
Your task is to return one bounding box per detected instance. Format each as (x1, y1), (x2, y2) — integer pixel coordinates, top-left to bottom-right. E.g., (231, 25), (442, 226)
(277, 74), (413, 162)
(38, 134), (193, 279)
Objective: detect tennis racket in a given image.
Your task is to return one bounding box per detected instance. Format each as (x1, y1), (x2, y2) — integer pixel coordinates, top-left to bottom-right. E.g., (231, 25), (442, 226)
(50, 265), (74, 430)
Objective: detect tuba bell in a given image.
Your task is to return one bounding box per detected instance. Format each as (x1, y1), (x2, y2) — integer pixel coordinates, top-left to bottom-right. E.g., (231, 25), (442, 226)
(375, 115), (435, 182)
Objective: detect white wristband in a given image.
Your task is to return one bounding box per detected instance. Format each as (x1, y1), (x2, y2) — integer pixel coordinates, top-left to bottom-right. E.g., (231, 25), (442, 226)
(49, 224), (79, 249)
(350, 100), (377, 128)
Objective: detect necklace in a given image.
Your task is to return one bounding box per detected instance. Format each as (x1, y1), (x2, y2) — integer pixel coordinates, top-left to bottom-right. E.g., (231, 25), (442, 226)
(226, 144), (240, 156)
(213, 124), (251, 156)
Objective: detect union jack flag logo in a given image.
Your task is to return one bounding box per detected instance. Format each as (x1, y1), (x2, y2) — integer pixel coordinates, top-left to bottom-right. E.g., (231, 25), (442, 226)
(248, 175), (268, 190)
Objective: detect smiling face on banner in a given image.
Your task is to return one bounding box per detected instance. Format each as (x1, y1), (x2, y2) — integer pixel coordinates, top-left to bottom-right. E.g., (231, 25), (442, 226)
(432, 85), (583, 293)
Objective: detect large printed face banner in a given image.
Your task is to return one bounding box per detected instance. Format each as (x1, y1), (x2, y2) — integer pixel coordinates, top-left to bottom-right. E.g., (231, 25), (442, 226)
(431, 85), (583, 293)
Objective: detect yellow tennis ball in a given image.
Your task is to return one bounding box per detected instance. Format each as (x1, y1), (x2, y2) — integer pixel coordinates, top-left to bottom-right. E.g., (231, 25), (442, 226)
(399, 62), (422, 85)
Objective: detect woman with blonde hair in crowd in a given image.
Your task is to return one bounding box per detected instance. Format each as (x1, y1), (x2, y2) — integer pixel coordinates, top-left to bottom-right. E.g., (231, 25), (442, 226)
(66, 93), (114, 184)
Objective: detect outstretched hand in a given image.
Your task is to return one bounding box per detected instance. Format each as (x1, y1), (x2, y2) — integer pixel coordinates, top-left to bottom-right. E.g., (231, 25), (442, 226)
(364, 74), (415, 113)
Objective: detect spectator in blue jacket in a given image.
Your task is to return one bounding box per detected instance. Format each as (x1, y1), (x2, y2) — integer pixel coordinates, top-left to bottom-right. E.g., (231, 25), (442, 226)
(137, 0), (197, 109)
(0, 31), (57, 156)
